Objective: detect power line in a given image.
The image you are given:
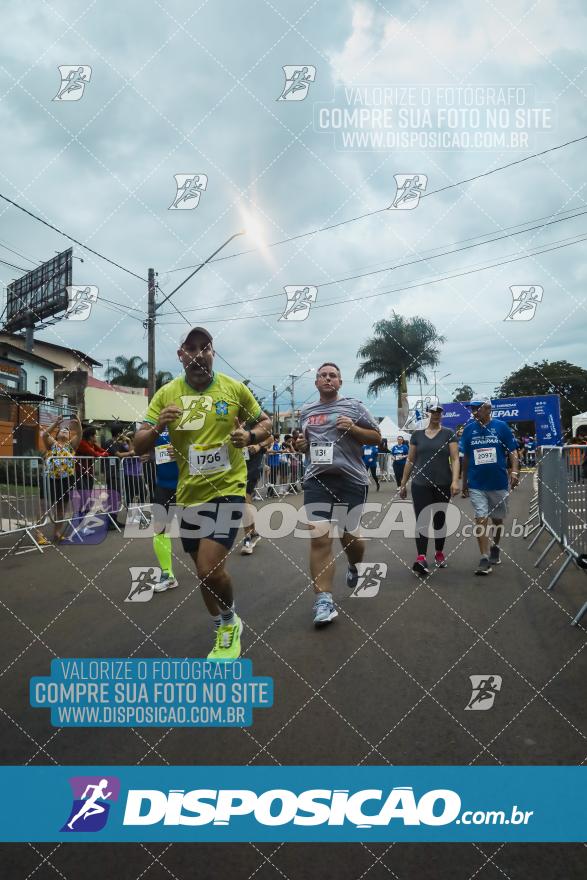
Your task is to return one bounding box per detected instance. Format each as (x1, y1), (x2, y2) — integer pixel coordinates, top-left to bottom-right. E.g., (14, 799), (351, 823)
(164, 134), (587, 273)
(0, 191), (147, 283)
(157, 206), (587, 316)
(330, 204), (587, 277)
(98, 301), (145, 322)
(0, 240), (39, 267)
(0, 257), (29, 273)
(99, 295), (145, 314)
(151, 281), (272, 394)
(157, 230), (587, 324)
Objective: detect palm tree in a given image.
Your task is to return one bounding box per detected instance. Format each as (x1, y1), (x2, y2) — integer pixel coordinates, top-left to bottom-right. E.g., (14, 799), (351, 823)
(355, 314), (445, 426)
(105, 355), (147, 387)
(155, 370), (174, 389)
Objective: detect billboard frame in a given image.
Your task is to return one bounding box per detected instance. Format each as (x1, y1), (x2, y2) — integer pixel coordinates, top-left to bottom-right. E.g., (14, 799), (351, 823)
(4, 248), (72, 332)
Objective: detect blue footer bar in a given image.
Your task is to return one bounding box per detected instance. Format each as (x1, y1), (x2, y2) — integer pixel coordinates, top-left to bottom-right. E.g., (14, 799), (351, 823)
(0, 766), (584, 842)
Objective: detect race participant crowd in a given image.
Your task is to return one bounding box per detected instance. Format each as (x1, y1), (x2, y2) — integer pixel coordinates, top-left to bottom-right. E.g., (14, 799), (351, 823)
(37, 325), (587, 661)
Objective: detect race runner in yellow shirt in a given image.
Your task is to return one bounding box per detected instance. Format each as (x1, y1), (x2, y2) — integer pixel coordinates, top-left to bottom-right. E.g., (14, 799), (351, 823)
(134, 327), (272, 661)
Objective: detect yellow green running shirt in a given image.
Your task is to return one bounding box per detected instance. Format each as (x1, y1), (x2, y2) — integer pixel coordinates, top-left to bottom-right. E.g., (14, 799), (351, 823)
(145, 372), (262, 505)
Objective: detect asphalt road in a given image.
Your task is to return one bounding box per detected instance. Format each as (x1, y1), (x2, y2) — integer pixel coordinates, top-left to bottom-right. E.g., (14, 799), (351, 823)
(0, 476), (585, 878)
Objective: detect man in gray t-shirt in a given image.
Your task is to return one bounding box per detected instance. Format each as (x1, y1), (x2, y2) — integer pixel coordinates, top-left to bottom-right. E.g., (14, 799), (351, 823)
(300, 397), (380, 486)
(295, 362), (381, 628)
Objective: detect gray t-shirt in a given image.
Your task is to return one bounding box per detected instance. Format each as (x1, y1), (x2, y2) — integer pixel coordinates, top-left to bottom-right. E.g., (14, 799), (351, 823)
(300, 397), (379, 486)
(410, 426), (457, 487)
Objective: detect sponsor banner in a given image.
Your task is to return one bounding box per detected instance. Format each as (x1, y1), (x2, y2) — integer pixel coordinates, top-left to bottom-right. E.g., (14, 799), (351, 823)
(0, 766), (583, 842)
(440, 394), (562, 445)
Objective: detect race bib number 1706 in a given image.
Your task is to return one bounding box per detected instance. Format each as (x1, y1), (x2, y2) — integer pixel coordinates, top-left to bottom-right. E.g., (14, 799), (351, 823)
(188, 444), (230, 475)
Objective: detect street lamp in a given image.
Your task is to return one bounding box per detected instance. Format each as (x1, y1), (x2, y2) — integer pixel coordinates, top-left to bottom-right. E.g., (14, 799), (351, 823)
(433, 371), (451, 400)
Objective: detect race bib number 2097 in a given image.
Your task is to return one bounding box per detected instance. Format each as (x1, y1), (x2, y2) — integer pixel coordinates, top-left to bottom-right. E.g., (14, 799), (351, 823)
(473, 446), (497, 466)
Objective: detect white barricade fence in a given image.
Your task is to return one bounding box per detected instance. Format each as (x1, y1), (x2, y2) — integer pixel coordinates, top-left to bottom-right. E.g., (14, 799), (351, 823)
(0, 456), (46, 552)
(43, 455), (126, 539)
(121, 456), (156, 525)
(77, 455), (126, 531)
(529, 445), (587, 624)
(262, 452), (303, 497)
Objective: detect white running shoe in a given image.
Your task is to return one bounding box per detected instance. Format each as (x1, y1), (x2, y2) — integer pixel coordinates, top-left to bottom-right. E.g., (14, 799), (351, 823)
(241, 532), (261, 555)
(153, 573), (178, 593)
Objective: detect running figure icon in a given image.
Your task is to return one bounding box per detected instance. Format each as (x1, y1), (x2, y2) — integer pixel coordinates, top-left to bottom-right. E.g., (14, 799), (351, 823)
(465, 674), (502, 710)
(504, 285), (543, 321)
(53, 66), (92, 101)
(169, 174), (208, 210)
(277, 65), (316, 101)
(279, 285), (318, 322)
(67, 779), (112, 829)
(389, 174), (428, 210)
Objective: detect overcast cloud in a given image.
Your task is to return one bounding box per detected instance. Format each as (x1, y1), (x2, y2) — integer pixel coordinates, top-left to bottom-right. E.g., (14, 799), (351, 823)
(1, 0), (586, 417)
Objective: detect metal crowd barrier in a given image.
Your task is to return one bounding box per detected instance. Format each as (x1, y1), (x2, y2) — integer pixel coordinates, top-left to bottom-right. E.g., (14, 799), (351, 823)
(0, 456), (46, 552)
(43, 456), (127, 540)
(261, 452), (304, 498)
(121, 456), (156, 525)
(526, 445), (587, 624)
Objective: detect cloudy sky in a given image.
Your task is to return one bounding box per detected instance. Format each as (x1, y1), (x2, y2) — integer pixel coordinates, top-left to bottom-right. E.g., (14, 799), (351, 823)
(1, 0), (586, 419)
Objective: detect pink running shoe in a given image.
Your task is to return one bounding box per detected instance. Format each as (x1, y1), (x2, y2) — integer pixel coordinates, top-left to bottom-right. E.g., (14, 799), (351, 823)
(435, 551), (447, 568)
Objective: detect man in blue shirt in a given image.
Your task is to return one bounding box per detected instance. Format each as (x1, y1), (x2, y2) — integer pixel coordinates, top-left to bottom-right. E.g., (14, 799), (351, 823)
(461, 398), (519, 575)
(525, 435), (537, 467)
(362, 443), (380, 491)
(266, 439), (282, 496)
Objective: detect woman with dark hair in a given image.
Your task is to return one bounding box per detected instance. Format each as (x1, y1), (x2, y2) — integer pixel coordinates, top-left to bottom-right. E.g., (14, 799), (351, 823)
(399, 406), (460, 575)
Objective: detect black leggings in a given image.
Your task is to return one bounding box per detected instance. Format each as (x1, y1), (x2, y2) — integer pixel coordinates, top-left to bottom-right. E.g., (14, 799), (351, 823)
(411, 483), (451, 557)
(392, 459), (406, 487)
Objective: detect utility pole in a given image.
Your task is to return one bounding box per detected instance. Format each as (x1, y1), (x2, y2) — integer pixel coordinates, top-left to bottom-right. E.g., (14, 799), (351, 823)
(147, 268), (156, 400)
(289, 373), (296, 432)
(272, 384), (277, 434)
(24, 313), (35, 353)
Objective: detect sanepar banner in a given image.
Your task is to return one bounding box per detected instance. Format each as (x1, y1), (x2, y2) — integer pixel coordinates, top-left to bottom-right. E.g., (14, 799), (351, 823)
(440, 395), (562, 445)
(0, 766), (584, 842)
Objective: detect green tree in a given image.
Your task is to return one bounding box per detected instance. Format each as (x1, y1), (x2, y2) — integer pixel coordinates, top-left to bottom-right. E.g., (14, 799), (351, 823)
(243, 379), (265, 409)
(453, 384), (474, 402)
(355, 314), (445, 424)
(155, 370), (173, 390)
(495, 360), (587, 432)
(105, 355), (147, 388)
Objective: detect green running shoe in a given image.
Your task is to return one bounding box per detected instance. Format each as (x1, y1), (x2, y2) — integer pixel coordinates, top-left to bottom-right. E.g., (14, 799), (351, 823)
(207, 614), (243, 661)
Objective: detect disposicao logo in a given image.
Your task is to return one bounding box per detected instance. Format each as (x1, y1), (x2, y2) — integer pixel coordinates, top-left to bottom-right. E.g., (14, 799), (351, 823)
(61, 776), (120, 832)
(123, 786), (461, 828)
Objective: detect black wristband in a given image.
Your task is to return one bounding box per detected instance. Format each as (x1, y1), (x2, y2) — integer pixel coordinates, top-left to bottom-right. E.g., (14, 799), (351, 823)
(249, 430), (257, 445)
